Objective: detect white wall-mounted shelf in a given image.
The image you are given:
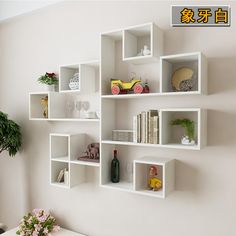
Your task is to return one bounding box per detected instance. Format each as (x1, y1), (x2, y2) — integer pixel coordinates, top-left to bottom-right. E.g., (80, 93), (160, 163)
(59, 60), (99, 93)
(100, 143), (175, 198)
(101, 22), (163, 96)
(123, 22), (163, 64)
(160, 52), (207, 95)
(101, 107), (206, 151)
(50, 133), (100, 188)
(134, 157), (175, 198)
(29, 92), (100, 121)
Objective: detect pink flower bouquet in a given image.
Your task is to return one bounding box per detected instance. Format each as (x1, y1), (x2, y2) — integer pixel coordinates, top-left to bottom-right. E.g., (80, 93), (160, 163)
(16, 209), (60, 236)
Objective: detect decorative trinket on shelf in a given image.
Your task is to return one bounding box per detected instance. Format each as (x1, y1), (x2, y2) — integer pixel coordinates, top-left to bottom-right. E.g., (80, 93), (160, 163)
(171, 118), (195, 145)
(148, 165), (162, 191)
(137, 45), (151, 56)
(110, 73), (149, 95)
(41, 96), (48, 118)
(112, 130), (133, 142)
(111, 149), (120, 183)
(69, 72), (80, 90)
(77, 143), (100, 162)
(38, 72), (58, 91)
(171, 67), (196, 92)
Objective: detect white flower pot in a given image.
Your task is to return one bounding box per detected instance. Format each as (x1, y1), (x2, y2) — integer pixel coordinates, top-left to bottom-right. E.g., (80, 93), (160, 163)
(43, 85), (55, 92)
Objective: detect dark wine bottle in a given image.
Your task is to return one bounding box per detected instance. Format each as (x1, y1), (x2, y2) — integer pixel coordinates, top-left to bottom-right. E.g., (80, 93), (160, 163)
(111, 149), (120, 183)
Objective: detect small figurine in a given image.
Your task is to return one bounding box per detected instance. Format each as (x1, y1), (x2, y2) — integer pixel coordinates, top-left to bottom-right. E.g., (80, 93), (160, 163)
(143, 45), (151, 56)
(41, 96), (48, 118)
(77, 143), (100, 162)
(148, 166), (162, 191)
(110, 73), (149, 95)
(136, 45), (151, 57)
(172, 67), (196, 92)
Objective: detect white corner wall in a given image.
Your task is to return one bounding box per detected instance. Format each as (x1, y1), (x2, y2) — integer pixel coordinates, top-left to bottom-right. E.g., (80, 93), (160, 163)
(0, 1), (236, 236)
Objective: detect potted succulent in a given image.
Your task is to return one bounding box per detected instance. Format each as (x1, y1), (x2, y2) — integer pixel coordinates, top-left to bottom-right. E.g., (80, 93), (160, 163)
(38, 72), (58, 91)
(171, 118), (195, 145)
(0, 111), (22, 157)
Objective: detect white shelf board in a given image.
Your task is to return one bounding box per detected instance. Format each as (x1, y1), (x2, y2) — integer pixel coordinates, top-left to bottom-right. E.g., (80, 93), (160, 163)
(161, 143), (200, 150)
(70, 160), (100, 167)
(101, 91), (200, 99)
(123, 55), (156, 64)
(48, 118), (100, 122)
(51, 157), (69, 163)
(101, 181), (133, 192)
(50, 182), (70, 189)
(102, 140), (161, 147)
(102, 140), (199, 150)
(29, 118), (49, 121)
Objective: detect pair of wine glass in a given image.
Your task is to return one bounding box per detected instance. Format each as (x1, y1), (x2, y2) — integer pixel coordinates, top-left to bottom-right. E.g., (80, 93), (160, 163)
(66, 100), (90, 118)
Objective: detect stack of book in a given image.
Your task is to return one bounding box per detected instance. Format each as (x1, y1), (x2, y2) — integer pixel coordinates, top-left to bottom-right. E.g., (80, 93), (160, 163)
(133, 110), (159, 144)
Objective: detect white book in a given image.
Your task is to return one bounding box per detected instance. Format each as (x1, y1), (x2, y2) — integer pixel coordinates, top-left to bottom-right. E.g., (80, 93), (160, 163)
(64, 170), (69, 185)
(133, 116), (137, 143)
(137, 114), (141, 143)
(145, 111), (149, 143)
(153, 116), (159, 144)
(141, 111), (146, 143)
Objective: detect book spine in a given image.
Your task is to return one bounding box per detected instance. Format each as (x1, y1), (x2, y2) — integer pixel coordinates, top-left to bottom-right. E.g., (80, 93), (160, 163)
(141, 112), (146, 143)
(145, 111), (149, 143)
(153, 116), (158, 144)
(149, 116), (154, 144)
(133, 116), (137, 143)
(138, 114), (141, 143)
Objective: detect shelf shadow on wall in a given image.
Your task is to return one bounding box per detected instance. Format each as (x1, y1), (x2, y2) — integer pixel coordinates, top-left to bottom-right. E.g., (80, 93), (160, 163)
(175, 160), (199, 193)
(208, 57), (236, 95)
(207, 109), (236, 147)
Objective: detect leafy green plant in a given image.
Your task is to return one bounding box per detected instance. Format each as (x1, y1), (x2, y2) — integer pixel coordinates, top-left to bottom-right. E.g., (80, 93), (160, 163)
(0, 111), (22, 156)
(171, 118), (195, 141)
(38, 72), (58, 85)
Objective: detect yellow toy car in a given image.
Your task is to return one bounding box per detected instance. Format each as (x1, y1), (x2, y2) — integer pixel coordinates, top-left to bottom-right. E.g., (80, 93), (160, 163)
(111, 78), (145, 95)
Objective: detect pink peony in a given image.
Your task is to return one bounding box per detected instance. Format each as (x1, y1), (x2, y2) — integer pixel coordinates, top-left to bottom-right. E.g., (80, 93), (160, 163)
(53, 225), (61, 232)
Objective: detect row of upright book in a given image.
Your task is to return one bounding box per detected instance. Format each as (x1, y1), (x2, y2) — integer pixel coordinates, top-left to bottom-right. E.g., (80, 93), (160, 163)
(133, 110), (159, 144)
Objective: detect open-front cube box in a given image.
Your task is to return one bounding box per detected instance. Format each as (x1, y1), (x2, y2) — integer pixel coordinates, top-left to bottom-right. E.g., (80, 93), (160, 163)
(134, 157), (175, 198)
(59, 61), (98, 93)
(160, 52), (207, 94)
(59, 64), (80, 92)
(161, 108), (205, 149)
(50, 133), (85, 162)
(50, 161), (70, 188)
(100, 144), (134, 192)
(101, 26), (161, 96)
(123, 22), (163, 63)
(29, 92), (49, 120)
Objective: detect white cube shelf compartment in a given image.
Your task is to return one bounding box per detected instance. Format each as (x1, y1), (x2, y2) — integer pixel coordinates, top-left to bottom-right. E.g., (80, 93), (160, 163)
(100, 144), (134, 192)
(29, 92), (50, 120)
(50, 161), (70, 188)
(134, 157), (175, 198)
(123, 22), (163, 64)
(101, 23), (162, 96)
(59, 60), (99, 93)
(50, 133), (85, 162)
(29, 92), (100, 121)
(160, 108), (207, 150)
(160, 52), (207, 95)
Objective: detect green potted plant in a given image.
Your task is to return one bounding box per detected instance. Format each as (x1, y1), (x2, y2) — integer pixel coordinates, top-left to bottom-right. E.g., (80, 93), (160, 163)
(38, 72), (58, 91)
(171, 118), (195, 145)
(0, 112), (22, 156)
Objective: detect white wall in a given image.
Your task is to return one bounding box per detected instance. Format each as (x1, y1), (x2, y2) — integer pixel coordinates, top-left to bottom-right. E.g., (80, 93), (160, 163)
(0, 1), (236, 236)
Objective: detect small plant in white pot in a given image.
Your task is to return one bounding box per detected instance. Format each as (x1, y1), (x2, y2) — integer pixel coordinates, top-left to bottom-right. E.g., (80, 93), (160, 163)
(171, 118), (195, 145)
(38, 72), (58, 91)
